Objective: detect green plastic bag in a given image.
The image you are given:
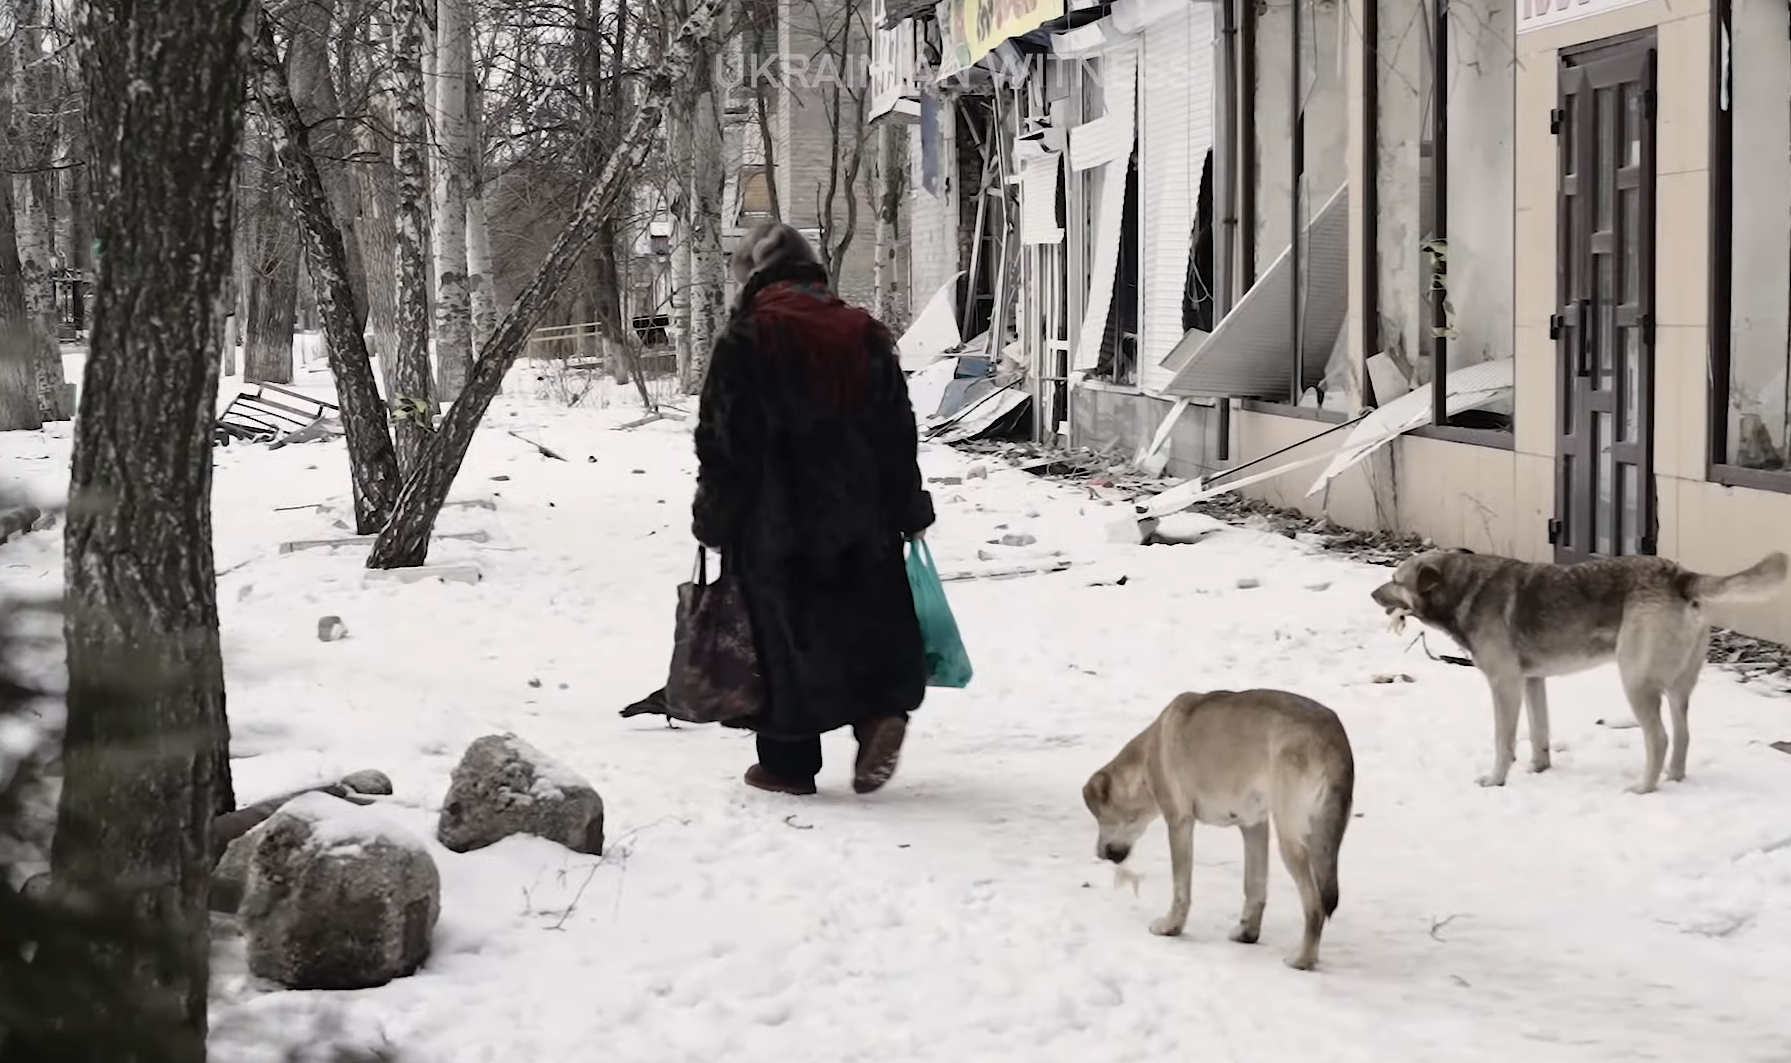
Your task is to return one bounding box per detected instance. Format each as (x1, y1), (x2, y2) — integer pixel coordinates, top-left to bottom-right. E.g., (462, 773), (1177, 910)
(906, 539), (973, 688)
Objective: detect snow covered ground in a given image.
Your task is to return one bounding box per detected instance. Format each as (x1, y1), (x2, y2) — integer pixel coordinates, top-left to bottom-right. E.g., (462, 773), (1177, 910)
(4, 360), (1791, 1062)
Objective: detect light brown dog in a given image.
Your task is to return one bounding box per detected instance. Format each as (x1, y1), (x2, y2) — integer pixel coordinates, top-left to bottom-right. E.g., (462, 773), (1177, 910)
(1082, 689), (1356, 971)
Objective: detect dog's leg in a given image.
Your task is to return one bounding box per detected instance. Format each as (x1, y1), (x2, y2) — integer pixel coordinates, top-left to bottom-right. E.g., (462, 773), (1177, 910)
(1524, 678), (1552, 773)
(1621, 673), (1668, 795)
(1150, 814), (1196, 937)
(1478, 674), (1525, 787)
(1276, 834), (1324, 970)
(1230, 821), (1270, 945)
(1665, 643), (1704, 784)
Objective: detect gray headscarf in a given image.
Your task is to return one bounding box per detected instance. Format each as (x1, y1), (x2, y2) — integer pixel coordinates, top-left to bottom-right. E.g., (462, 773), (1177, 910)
(729, 221), (821, 285)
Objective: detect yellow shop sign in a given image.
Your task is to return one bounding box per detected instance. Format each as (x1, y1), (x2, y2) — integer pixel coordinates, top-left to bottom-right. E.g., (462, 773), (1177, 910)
(934, 0), (1064, 76)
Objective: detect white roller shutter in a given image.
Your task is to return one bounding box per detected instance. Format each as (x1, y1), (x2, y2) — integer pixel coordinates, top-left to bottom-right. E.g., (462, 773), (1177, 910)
(1018, 153), (1064, 244)
(1137, 3), (1216, 395)
(1072, 44), (1137, 371)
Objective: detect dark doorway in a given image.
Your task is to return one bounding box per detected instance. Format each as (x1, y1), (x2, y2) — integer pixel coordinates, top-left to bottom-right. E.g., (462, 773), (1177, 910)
(1552, 31), (1658, 564)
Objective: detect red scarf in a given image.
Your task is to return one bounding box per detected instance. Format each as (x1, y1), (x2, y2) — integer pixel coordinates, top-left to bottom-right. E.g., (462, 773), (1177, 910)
(750, 279), (873, 413)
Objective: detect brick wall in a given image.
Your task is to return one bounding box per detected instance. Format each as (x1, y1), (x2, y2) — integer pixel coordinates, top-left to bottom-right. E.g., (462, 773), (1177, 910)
(906, 119), (957, 317)
(771, 0), (880, 310)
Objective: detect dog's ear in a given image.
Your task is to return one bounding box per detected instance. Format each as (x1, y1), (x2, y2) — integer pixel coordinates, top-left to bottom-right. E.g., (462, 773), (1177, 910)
(1414, 559), (1445, 596)
(1452, 546), (1475, 555)
(1085, 769), (1111, 805)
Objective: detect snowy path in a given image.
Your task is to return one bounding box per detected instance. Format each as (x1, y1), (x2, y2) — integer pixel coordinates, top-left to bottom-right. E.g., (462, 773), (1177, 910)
(4, 381), (1790, 1062)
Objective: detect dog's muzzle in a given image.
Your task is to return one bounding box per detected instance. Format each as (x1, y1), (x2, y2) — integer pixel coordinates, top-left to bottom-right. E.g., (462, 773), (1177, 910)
(1101, 842), (1131, 863)
(1370, 583), (1414, 633)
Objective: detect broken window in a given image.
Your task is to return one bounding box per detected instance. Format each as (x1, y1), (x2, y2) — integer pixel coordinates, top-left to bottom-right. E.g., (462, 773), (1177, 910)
(1379, 0), (1515, 434)
(1717, 0), (1791, 473)
(1252, 0), (1349, 409)
(1094, 149), (1141, 386)
(1183, 151), (1216, 335)
(737, 167), (773, 220)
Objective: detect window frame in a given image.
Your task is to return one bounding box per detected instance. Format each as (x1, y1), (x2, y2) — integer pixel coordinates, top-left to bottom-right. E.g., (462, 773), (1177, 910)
(1706, 0), (1791, 493)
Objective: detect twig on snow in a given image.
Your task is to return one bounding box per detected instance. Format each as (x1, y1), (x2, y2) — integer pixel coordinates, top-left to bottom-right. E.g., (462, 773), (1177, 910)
(1429, 913), (1461, 941)
(506, 429), (568, 461)
(538, 816), (688, 930)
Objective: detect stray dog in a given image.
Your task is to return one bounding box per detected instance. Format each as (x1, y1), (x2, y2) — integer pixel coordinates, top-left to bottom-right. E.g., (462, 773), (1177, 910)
(1370, 549), (1788, 794)
(1082, 689), (1355, 971)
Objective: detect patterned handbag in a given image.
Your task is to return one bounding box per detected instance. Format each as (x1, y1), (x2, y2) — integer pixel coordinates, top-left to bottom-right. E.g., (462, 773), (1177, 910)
(663, 548), (768, 724)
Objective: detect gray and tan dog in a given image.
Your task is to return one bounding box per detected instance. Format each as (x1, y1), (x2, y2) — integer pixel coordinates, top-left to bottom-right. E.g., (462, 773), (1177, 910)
(1370, 548), (1788, 794)
(1082, 689), (1356, 971)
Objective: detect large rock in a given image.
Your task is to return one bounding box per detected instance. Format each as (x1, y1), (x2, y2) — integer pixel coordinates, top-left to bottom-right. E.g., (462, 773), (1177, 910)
(239, 792), (440, 990)
(211, 772), (396, 912)
(435, 733), (604, 855)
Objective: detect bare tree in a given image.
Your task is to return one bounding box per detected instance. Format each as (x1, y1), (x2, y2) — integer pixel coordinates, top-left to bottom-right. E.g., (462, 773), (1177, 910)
(743, 0), (781, 221)
(465, 69), (497, 346)
(390, 0), (434, 472)
(251, 6), (402, 534)
(0, 173), (41, 432)
(351, 10), (401, 393)
(1, 17), (41, 432)
(367, 0), (731, 569)
(49, 0), (254, 1055)
(805, 0), (869, 280)
(6, 0), (70, 419)
(431, 0), (474, 400)
(285, 0), (367, 325)
(239, 128), (301, 384)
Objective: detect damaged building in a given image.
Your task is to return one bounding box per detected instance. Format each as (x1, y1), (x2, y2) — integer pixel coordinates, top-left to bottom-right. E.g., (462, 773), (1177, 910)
(874, 0), (1791, 644)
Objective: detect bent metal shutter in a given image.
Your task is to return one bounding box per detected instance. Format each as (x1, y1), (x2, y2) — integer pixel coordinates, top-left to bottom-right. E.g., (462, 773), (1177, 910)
(1071, 44), (1137, 371)
(1137, 2), (1215, 395)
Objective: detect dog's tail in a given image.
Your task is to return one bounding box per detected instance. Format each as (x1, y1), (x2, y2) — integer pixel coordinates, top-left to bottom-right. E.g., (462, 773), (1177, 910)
(1679, 552), (1789, 605)
(1309, 761), (1354, 918)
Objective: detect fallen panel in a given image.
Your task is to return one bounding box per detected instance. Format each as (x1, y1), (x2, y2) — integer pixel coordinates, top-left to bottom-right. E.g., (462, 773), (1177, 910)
(363, 564), (483, 585)
(906, 358), (958, 421)
(1304, 357), (1514, 497)
(1137, 449), (1344, 519)
(898, 273), (965, 371)
(930, 385), (1031, 443)
(279, 530), (491, 554)
(1158, 182), (1349, 398)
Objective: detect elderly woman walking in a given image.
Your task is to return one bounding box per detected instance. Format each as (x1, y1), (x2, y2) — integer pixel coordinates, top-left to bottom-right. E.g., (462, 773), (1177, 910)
(690, 221), (935, 795)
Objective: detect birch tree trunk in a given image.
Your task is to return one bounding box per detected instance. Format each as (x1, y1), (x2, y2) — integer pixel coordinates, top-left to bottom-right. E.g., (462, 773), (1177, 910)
(669, 107), (694, 388)
(688, 77), (726, 388)
(242, 128), (300, 384)
(465, 75), (497, 347)
(46, 0), (252, 1054)
(10, 0), (69, 420)
(251, 8), (402, 533)
(390, 0), (434, 474)
(430, 0), (474, 401)
(367, 0), (730, 569)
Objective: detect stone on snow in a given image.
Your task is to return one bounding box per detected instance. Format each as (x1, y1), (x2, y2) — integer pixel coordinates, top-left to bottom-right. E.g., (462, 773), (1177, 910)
(238, 792), (441, 990)
(435, 733), (604, 855)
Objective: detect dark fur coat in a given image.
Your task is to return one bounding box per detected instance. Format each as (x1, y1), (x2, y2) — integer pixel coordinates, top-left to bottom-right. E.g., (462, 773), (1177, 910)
(692, 261), (935, 736)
